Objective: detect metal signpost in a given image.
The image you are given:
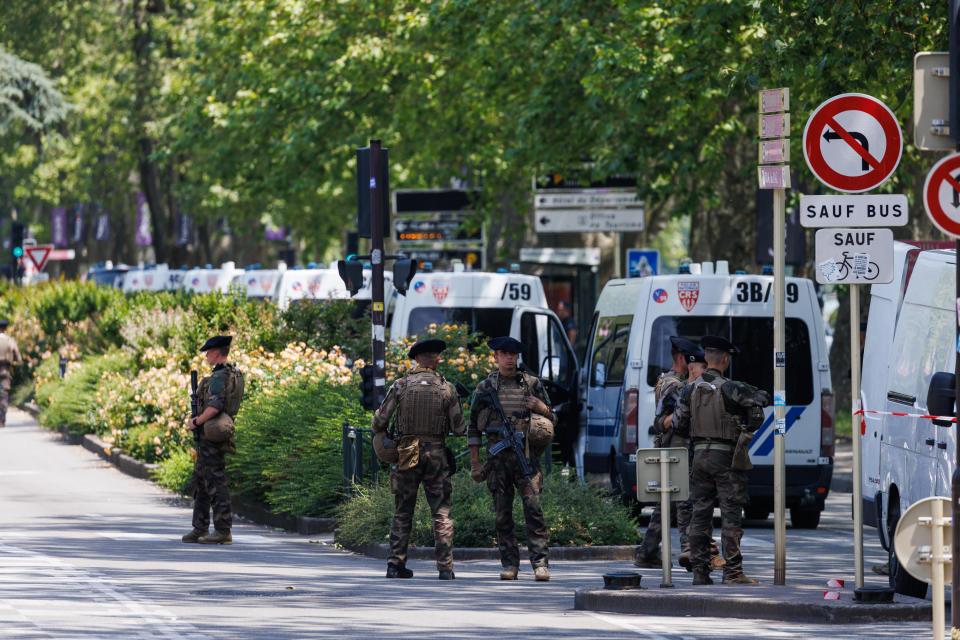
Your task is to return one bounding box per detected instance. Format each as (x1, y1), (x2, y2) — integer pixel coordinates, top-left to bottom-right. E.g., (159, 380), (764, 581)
(368, 140), (388, 409)
(635, 447), (689, 589)
(803, 92), (903, 591)
(758, 87), (790, 585)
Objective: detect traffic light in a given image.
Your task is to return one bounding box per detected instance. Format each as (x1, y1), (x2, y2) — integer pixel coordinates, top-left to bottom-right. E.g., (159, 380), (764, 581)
(337, 258), (364, 296)
(392, 258), (417, 296)
(10, 222), (23, 260)
(359, 364), (378, 410)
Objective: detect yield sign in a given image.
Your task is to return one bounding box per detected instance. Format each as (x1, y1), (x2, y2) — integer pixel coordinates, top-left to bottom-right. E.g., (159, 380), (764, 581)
(923, 152), (960, 238)
(24, 245), (53, 271)
(802, 93), (902, 193)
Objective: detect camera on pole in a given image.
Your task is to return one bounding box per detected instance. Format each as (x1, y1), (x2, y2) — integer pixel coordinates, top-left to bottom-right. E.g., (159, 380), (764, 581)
(392, 258), (418, 296)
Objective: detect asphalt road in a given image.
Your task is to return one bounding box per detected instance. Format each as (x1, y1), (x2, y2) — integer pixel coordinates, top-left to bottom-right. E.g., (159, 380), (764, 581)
(0, 408), (946, 639)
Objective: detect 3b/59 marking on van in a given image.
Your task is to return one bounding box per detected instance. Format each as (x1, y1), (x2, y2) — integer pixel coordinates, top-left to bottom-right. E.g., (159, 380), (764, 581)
(735, 281), (800, 303)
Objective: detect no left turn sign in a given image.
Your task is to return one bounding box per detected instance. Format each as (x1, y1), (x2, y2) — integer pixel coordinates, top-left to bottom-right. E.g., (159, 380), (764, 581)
(923, 152), (960, 238)
(803, 93), (902, 193)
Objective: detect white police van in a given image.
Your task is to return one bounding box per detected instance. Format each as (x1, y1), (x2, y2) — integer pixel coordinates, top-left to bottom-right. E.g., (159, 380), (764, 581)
(389, 266), (580, 462)
(230, 263), (287, 302)
(181, 262), (243, 294)
(580, 261), (834, 528)
(121, 263), (178, 293)
(860, 247), (956, 598)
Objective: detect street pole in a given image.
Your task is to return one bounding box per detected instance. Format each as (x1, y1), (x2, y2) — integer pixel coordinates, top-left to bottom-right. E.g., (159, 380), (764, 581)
(952, 223), (960, 635)
(850, 284), (864, 588)
(773, 185), (787, 586)
(369, 139), (386, 409)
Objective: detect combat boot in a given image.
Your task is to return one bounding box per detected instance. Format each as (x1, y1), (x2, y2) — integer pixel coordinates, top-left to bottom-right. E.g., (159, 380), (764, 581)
(197, 529), (232, 545)
(722, 574), (758, 584)
(633, 551), (662, 568)
(534, 566), (550, 582)
(499, 566), (519, 580)
(438, 569), (455, 580)
(181, 528), (207, 543)
(677, 551), (692, 571)
(386, 564), (413, 578)
(710, 553), (726, 571)
(692, 571), (713, 585)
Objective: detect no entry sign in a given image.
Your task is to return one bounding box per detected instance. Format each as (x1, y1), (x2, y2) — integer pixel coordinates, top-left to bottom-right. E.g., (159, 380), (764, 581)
(803, 93), (902, 193)
(923, 152), (960, 238)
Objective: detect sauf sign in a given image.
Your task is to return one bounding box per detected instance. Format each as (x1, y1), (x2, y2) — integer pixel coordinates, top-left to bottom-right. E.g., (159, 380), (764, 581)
(814, 228), (894, 284)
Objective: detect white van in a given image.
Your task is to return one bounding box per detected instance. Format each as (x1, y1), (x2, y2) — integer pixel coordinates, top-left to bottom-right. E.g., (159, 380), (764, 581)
(866, 248), (956, 599)
(181, 262), (243, 294)
(230, 264), (287, 302)
(580, 262), (834, 528)
(121, 264), (174, 293)
(389, 268), (580, 462)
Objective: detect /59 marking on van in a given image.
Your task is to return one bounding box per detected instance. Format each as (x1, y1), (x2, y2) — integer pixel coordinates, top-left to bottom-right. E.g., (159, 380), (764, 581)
(735, 281), (799, 304)
(501, 282), (532, 301)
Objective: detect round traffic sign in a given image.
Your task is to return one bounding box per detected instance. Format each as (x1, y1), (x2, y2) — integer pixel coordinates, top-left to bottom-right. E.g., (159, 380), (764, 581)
(923, 152), (960, 238)
(802, 93), (902, 193)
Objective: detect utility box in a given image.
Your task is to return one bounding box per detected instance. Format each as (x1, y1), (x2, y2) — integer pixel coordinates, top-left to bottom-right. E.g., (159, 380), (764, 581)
(914, 52), (954, 151)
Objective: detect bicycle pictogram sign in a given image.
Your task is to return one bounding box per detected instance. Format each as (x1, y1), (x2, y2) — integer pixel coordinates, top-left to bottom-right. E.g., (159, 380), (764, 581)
(803, 93), (902, 193)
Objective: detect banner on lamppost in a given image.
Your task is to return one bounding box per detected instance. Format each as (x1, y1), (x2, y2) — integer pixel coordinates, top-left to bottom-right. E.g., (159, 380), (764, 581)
(51, 207), (68, 247)
(135, 192), (152, 246)
(70, 204), (86, 244)
(175, 212), (193, 247)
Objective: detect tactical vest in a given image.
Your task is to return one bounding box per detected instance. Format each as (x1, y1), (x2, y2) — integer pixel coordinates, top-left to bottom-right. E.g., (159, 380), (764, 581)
(689, 373), (740, 442)
(395, 369), (449, 437)
(488, 372), (531, 433)
(654, 370), (683, 416)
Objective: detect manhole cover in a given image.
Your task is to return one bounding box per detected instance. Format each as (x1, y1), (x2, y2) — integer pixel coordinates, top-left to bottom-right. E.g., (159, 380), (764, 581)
(194, 589), (304, 598)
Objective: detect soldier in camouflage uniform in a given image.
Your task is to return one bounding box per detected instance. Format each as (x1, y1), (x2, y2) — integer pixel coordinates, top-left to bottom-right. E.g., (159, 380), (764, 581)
(0, 320), (21, 428)
(468, 336), (556, 582)
(372, 338), (466, 580)
(183, 335), (244, 546)
(673, 335), (771, 585)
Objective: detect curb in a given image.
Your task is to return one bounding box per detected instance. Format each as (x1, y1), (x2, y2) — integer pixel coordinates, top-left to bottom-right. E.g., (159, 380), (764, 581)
(338, 540), (635, 561)
(573, 586), (935, 624)
(82, 433), (159, 481)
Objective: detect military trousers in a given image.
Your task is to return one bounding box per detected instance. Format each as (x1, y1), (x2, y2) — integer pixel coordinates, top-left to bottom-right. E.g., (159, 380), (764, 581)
(688, 448), (748, 579)
(388, 446), (454, 571)
(637, 498), (692, 562)
(191, 438), (232, 531)
(485, 449), (549, 569)
(0, 374), (10, 427)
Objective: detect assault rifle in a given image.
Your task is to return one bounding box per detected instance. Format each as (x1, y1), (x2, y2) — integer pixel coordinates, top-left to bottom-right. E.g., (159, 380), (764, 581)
(475, 387), (534, 483)
(189, 370), (200, 444)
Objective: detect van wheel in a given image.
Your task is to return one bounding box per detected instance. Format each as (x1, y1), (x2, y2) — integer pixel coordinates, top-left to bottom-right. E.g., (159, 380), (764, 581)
(789, 507), (821, 529)
(889, 543), (927, 598)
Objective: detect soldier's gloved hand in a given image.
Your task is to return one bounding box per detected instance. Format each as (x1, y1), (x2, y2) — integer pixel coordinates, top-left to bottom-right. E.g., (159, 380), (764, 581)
(470, 462), (486, 483)
(525, 396), (548, 416)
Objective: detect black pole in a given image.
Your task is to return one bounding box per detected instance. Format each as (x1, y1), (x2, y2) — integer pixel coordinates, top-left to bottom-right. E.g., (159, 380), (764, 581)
(949, 1), (960, 628)
(369, 139), (386, 409)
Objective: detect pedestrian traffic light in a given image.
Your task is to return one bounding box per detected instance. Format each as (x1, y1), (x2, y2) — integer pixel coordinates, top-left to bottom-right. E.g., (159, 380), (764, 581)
(392, 258), (417, 296)
(337, 258), (364, 297)
(10, 222), (23, 260)
(359, 364), (378, 410)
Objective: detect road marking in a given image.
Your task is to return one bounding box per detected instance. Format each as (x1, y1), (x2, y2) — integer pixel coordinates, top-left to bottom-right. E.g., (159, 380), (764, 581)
(96, 531), (272, 544)
(0, 470), (39, 476)
(585, 612), (679, 639)
(0, 542), (210, 639)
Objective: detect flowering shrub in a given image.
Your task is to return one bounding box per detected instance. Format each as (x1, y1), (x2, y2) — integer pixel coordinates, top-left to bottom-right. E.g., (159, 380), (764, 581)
(382, 323), (495, 391)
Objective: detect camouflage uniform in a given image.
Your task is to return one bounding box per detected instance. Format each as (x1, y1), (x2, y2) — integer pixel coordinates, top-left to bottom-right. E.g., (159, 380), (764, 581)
(0, 333), (21, 427)
(468, 370), (556, 570)
(636, 369), (693, 564)
(674, 368), (769, 581)
(191, 363), (240, 532)
(373, 367), (466, 572)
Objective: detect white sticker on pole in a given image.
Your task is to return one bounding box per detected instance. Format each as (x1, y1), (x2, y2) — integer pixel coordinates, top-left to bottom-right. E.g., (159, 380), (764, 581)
(776, 418), (786, 435)
(802, 93), (902, 193)
(774, 391), (786, 407)
(814, 228), (894, 284)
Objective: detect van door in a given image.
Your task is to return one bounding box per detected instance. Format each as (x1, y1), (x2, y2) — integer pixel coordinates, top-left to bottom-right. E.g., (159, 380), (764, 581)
(517, 310), (580, 465)
(581, 314), (632, 474)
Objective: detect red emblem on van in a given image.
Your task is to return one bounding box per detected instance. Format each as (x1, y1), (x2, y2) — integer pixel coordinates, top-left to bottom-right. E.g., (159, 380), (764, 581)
(678, 281), (700, 312)
(432, 280), (450, 303)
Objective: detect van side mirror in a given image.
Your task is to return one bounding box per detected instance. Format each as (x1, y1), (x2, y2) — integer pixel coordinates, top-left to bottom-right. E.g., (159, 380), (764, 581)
(926, 372), (956, 427)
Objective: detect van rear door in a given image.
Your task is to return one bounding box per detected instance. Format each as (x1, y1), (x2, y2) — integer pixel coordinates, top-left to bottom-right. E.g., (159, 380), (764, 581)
(581, 313), (633, 475)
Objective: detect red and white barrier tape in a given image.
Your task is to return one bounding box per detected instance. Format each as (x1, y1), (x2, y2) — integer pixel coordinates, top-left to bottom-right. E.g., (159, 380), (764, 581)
(854, 409), (956, 422)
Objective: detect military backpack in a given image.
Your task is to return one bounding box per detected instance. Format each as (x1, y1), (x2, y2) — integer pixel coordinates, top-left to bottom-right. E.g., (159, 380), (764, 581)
(222, 363), (245, 418)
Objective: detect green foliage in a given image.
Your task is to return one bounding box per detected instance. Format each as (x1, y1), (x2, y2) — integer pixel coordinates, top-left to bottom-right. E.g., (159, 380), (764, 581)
(153, 446), (194, 495)
(228, 378), (372, 518)
(279, 299), (370, 362)
(36, 350), (134, 434)
(117, 423), (167, 464)
(335, 471), (639, 549)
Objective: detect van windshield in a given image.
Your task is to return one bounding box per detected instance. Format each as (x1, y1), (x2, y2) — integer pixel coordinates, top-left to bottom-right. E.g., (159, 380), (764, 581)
(647, 316), (813, 405)
(407, 307), (513, 340)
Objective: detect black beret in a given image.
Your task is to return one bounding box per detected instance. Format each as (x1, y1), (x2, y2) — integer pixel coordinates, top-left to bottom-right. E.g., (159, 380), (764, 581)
(669, 336), (699, 354)
(700, 335), (739, 355)
(408, 338), (446, 359)
(686, 349), (707, 364)
(487, 336), (523, 353)
(200, 335), (232, 351)
(0, 319), (9, 328)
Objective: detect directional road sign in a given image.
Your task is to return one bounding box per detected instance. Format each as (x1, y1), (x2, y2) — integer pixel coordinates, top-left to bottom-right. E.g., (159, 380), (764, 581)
(803, 93), (903, 193)
(799, 194), (908, 228)
(923, 152), (960, 238)
(535, 208), (644, 233)
(814, 228), (894, 284)
(24, 245), (53, 271)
